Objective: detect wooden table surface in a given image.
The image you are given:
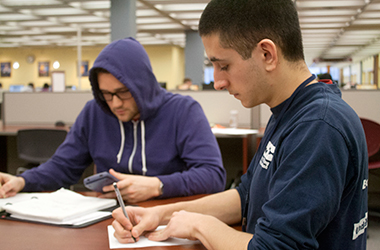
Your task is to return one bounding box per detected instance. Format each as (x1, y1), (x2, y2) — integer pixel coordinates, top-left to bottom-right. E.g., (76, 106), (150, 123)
(0, 193), (241, 250)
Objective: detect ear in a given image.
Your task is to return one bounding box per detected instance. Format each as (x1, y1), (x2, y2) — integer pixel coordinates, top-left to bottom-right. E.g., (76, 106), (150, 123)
(256, 39), (278, 72)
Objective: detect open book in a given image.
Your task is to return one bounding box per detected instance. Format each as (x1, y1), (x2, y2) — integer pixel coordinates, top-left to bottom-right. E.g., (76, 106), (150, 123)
(0, 188), (117, 227)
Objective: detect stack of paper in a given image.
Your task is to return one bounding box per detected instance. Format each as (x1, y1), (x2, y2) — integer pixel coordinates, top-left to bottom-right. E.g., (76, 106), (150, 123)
(1, 188), (116, 227)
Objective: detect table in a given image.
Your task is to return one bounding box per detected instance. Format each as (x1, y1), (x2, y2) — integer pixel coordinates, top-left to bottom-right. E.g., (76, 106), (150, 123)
(0, 193), (240, 250)
(212, 128), (262, 173)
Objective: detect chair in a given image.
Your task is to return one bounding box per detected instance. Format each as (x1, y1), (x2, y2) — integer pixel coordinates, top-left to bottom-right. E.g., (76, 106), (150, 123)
(360, 118), (380, 170)
(16, 129), (68, 174)
(360, 118), (380, 220)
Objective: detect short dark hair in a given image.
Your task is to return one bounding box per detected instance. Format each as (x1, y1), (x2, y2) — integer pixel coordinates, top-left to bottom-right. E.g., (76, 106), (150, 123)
(318, 73), (333, 80)
(183, 78), (192, 83)
(199, 0), (304, 62)
(90, 67), (110, 97)
(89, 67), (114, 115)
(91, 67), (110, 76)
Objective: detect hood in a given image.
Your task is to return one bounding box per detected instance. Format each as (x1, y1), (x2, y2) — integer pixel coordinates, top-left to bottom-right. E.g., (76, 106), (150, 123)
(89, 37), (166, 120)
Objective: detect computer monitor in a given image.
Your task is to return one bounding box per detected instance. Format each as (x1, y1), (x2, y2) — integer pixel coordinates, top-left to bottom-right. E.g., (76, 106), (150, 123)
(159, 82), (167, 89)
(9, 85), (25, 92)
(202, 82), (215, 90)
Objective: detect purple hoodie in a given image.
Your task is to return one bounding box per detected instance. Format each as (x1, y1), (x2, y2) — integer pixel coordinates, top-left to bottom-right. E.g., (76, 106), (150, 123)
(21, 38), (226, 198)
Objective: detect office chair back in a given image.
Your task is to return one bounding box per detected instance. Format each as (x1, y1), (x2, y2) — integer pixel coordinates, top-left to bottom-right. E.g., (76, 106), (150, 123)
(360, 118), (380, 170)
(17, 129), (68, 164)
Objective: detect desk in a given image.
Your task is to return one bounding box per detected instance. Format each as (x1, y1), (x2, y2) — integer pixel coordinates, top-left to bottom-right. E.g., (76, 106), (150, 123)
(0, 193), (239, 250)
(212, 128), (259, 173)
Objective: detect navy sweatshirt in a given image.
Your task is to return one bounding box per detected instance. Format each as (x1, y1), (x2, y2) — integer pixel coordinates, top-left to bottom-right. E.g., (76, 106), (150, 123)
(237, 82), (368, 249)
(21, 38), (226, 198)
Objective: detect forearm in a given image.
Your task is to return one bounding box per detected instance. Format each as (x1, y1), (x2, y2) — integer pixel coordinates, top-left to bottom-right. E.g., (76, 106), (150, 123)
(158, 189), (242, 225)
(194, 215), (252, 250)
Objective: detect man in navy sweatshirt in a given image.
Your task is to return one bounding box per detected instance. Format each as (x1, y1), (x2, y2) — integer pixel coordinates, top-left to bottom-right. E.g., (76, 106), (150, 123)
(111, 0), (368, 249)
(0, 38), (226, 203)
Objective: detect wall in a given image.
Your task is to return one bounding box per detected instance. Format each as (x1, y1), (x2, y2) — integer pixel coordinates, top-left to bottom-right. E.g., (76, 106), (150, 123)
(145, 45), (185, 90)
(0, 47), (101, 90)
(0, 45), (185, 91)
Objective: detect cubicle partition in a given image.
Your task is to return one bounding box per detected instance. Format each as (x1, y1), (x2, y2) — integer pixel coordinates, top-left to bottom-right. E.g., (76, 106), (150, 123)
(2, 90), (264, 128)
(171, 90), (258, 128)
(341, 90), (380, 124)
(257, 90), (380, 128)
(3, 89), (378, 128)
(2, 91), (93, 126)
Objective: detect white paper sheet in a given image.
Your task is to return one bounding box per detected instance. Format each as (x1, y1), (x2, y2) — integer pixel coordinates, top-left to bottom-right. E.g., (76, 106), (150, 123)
(107, 225), (200, 249)
(0, 193), (50, 211)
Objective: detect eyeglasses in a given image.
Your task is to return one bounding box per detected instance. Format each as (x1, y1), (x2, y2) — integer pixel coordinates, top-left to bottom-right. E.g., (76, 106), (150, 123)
(100, 89), (133, 102)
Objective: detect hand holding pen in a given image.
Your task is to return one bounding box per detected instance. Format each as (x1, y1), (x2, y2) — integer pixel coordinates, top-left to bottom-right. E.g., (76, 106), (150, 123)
(113, 182), (136, 242)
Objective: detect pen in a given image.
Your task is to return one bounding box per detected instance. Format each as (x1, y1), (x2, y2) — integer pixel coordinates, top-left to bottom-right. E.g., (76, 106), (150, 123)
(113, 182), (136, 242)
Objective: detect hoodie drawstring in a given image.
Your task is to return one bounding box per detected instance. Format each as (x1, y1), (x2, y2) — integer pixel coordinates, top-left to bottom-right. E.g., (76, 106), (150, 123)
(120, 120), (146, 175)
(127, 120), (139, 173)
(141, 121), (147, 175)
(117, 120), (125, 164)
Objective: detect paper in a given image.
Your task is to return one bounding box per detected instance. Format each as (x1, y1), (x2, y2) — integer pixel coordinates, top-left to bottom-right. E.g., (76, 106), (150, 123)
(0, 192), (50, 211)
(108, 225), (200, 249)
(2, 188), (116, 225)
(212, 128), (258, 135)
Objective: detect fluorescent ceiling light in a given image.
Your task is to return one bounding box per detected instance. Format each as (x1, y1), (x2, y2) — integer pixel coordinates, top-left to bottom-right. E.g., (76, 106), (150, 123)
(19, 21), (58, 27)
(156, 4), (207, 12)
(298, 10), (358, 16)
(137, 9), (161, 17)
(59, 16), (107, 23)
(42, 27), (77, 32)
(297, 1), (365, 8)
(137, 17), (172, 24)
(138, 23), (184, 30)
(1, 0), (61, 6)
(79, 1), (110, 10)
(0, 14), (39, 21)
(34, 8), (88, 15)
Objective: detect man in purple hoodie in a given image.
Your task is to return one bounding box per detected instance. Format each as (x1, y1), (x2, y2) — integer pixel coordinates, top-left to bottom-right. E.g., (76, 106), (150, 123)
(0, 38), (226, 203)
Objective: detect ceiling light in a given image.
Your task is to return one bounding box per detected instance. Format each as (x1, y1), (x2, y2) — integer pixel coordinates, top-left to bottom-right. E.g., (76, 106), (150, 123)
(19, 9), (32, 15)
(155, 4), (163, 10)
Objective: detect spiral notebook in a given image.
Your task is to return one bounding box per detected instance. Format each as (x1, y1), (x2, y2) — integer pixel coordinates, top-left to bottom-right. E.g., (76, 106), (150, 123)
(0, 188), (117, 228)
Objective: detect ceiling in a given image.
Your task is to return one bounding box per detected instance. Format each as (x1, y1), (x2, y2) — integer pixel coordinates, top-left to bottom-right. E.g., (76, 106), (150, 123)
(1, 0), (380, 68)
